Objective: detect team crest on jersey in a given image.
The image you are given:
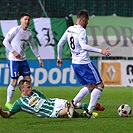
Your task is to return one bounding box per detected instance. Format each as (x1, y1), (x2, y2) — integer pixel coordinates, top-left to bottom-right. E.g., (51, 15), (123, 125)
(7, 34), (11, 37)
(29, 96), (39, 106)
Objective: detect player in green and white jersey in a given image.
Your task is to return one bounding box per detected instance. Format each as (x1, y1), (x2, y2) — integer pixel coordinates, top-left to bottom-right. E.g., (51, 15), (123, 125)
(0, 79), (104, 118)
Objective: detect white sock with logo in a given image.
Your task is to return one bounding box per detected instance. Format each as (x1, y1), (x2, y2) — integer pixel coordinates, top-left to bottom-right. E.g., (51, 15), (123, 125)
(7, 84), (15, 102)
(73, 87), (91, 105)
(87, 87), (103, 113)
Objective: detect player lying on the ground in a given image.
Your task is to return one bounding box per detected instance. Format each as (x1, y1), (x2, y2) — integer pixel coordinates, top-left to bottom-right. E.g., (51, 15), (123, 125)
(0, 79), (104, 118)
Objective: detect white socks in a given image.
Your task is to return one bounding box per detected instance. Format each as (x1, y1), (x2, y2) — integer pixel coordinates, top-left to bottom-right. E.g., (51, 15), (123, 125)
(7, 84), (15, 102)
(73, 87), (91, 105)
(87, 87), (103, 113)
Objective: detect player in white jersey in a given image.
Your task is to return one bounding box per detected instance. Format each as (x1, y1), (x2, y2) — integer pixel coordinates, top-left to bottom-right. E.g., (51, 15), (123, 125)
(57, 9), (110, 118)
(3, 13), (44, 109)
(0, 79), (103, 118)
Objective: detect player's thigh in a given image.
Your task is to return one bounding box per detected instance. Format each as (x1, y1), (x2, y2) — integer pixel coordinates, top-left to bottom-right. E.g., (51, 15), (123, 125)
(87, 63), (102, 84)
(20, 60), (31, 76)
(72, 63), (102, 85)
(8, 60), (19, 79)
(50, 99), (67, 117)
(55, 98), (67, 109)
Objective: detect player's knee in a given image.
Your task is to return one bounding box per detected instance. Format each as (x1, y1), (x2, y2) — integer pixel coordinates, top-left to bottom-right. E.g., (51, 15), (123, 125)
(24, 76), (31, 82)
(86, 84), (95, 91)
(11, 79), (18, 87)
(98, 82), (104, 89)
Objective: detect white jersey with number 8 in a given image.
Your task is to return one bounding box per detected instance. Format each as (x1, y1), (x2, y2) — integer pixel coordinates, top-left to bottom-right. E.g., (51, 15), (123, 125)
(58, 24), (101, 64)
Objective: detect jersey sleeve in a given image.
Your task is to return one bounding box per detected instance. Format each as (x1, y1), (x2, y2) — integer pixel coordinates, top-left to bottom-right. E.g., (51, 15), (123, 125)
(57, 30), (68, 59)
(9, 100), (21, 115)
(28, 33), (40, 58)
(3, 27), (18, 52)
(79, 29), (102, 53)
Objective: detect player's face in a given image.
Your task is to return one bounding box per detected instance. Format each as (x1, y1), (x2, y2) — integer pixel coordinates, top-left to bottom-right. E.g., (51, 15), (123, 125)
(20, 16), (30, 29)
(22, 82), (32, 96)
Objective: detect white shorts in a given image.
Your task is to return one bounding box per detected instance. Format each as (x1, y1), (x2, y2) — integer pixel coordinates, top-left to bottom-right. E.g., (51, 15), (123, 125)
(50, 98), (67, 118)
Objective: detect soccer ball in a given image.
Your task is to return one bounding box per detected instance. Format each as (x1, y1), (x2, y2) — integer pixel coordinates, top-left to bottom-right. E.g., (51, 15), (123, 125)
(118, 104), (132, 117)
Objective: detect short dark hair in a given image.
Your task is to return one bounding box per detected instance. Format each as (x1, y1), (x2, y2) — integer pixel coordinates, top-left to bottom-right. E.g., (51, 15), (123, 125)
(20, 13), (31, 18)
(77, 9), (89, 19)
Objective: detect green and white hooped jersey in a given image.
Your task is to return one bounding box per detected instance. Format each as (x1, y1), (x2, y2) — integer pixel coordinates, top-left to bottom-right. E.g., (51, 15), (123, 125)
(9, 90), (56, 118)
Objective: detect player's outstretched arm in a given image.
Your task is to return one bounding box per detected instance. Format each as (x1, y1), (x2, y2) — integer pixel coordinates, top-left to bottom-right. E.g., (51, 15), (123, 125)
(0, 106), (12, 118)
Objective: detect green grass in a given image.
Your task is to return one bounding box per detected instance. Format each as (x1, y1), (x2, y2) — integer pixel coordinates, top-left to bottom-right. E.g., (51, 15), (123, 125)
(0, 86), (133, 133)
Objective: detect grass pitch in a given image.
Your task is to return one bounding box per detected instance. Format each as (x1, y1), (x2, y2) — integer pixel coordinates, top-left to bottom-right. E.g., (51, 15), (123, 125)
(0, 86), (132, 133)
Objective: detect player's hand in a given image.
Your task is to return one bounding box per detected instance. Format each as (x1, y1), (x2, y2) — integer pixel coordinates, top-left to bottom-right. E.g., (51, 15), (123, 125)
(12, 51), (21, 58)
(37, 56), (44, 68)
(0, 106), (12, 118)
(101, 47), (111, 56)
(57, 59), (62, 67)
(38, 59), (44, 68)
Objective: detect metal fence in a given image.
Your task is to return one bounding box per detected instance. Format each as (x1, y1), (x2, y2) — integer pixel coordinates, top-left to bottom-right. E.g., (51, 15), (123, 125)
(0, 0), (132, 20)
(44, 0), (133, 18)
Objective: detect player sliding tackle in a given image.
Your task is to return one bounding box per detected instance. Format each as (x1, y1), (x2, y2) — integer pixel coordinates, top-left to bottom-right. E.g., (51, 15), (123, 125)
(0, 79), (104, 118)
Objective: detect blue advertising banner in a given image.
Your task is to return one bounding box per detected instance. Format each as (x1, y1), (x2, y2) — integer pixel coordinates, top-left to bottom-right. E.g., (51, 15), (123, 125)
(0, 60), (97, 87)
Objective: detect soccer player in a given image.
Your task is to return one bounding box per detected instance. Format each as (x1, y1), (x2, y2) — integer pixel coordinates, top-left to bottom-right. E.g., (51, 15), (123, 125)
(3, 13), (44, 109)
(0, 79), (103, 118)
(57, 9), (110, 118)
